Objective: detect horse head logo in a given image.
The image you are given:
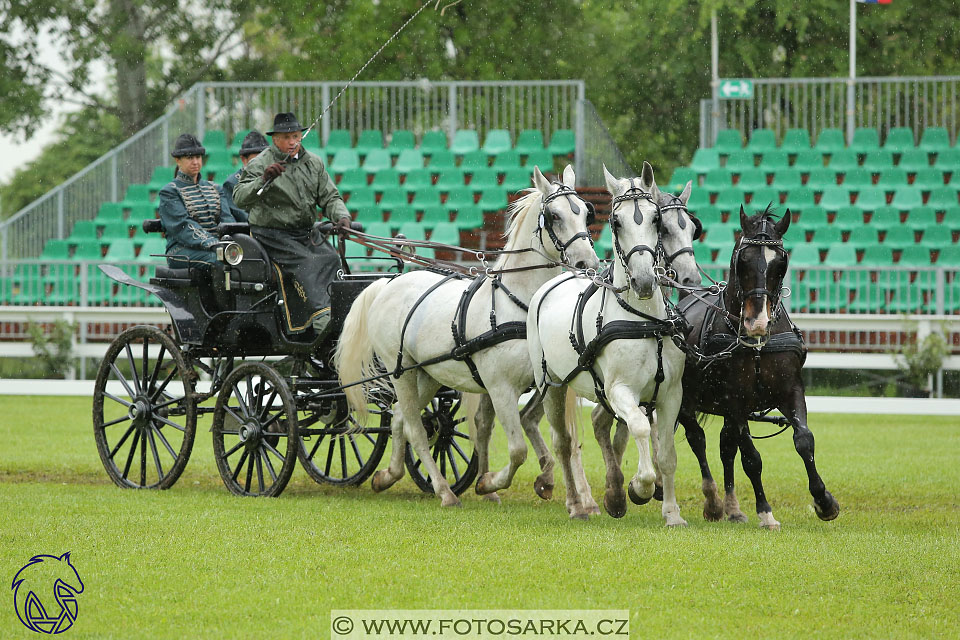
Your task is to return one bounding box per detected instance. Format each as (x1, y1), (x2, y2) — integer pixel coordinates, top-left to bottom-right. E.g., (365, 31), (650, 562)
(11, 552), (84, 634)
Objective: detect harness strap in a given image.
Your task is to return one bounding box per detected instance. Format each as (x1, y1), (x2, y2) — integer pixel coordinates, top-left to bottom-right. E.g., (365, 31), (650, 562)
(395, 272), (462, 377)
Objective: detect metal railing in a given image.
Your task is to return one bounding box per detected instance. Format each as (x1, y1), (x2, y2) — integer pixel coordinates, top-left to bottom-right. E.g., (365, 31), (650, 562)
(701, 76), (960, 148)
(579, 99), (635, 184)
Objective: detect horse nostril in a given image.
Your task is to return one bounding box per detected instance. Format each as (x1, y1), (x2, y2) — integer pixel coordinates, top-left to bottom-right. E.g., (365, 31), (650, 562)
(575, 260), (586, 270)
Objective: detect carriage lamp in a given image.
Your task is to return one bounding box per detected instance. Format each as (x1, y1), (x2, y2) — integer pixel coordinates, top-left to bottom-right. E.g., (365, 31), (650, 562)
(217, 242), (244, 266)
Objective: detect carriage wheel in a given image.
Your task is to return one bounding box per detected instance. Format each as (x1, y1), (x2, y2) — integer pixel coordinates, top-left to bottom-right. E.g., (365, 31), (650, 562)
(211, 362), (298, 497)
(297, 394), (390, 486)
(404, 389), (478, 496)
(93, 325), (196, 489)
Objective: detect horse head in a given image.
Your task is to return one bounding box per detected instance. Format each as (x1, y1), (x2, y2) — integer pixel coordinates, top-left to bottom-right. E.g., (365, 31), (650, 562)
(658, 180), (702, 289)
(733, 204), (791, 337)
(531, 165), (600, 271)
(603, 161), (662, 299)
(12, 552), (84, 633)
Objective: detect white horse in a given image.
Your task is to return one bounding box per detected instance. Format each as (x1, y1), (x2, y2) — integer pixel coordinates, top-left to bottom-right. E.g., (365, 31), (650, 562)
(471, 174), (701, 509)
(336, 165), (600, 507)
(526, 164), (689, 525)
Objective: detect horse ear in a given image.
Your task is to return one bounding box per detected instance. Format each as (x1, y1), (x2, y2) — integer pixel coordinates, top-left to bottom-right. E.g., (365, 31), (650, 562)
(59, 552), (71, 562)
(532, 166), (551, 194)
(776, 209), (791, 236)
(561, 164), (576, 188)
(679, 180), (693, 205)
(602, 164), (621, 196)
(640, 161), (655, 190)
(739, 204), (749, 231)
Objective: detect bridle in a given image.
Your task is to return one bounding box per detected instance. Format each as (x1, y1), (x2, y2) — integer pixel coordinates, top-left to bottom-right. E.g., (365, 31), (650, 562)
(536, 182), (596, 264)
(726, 216), (789, 344)
(659, 194), (702, 270)
(610, 178), (662, 275)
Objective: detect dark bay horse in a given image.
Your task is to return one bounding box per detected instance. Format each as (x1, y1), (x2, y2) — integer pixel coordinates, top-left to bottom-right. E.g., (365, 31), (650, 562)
(593, 206), (840, 528)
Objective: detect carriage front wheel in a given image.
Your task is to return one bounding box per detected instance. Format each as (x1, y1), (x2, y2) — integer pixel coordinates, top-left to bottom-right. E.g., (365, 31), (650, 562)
(404, 389), (478, 496)
(92, 325), (197, 489)
(211, 362), (299, 497)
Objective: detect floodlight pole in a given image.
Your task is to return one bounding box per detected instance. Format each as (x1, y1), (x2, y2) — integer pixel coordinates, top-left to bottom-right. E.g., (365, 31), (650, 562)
(711, 9), (720, 146)
(847, 0), (857, 144)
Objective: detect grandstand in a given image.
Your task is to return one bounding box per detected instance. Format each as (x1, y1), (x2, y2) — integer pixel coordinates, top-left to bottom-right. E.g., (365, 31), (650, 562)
(665, 125), (960, 314)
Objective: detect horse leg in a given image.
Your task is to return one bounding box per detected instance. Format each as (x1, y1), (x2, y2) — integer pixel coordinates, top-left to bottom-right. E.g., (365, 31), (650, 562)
(606, 385), (657, 505)
(653, 390), (687, 527)
(649, 410), (663, 501)
(679, 410), (723, 521)
(520, 397), (555, 502)
(780, 391), (840, 521)
(590, 405), (626, 518)
(472, 395), (501, 504)
(720, 418), (748, 523)
(737, 423), (779, 530)
(371, 406), (407, 493)
(475, 387), (527, 494)
(568, 421), (600, 516)
(399, 373), (460, 507)
(543, 386), (589, 519)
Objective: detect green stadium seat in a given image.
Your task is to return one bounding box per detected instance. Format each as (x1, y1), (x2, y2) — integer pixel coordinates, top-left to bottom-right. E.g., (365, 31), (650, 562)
(325, 129), (353, 155)
(100, 220), (133, 243)
(883, 226), (915, 246)
(395, 149), (425, 174)
(704, 168), (734, 192)
(815, 128), (846, 154)
(692, 241), (714, 265)
(690, 148), (720, 174)
(482, 129), (512, 156)
(907, 206), (937, 229)
(850, 128), (880, 155)
(493, 149), (522, 170)
(863, 150), (894, 172)
(330, 149), (360, 174)
(715, 188), (746, 212)
(429, 222), (460, 245)
(126, 203), (157, 224)
(362, 149), (392, 174)
(920, 225), (952, 248)
(749, 187), (779, 209)
(355, 130), (384, 157)
(228, 129), (251, 156)
(301, 129), (322, 153)
(760, 151), (790, 171)
(693, 205), (721, 225)
(397, 221), (426, 240)
(805, 167), (838, 190)
(897, 245), (933, 266)
(338, 168), (368, 191)
(478, 188), (508, 212)
(828, 150), (860, 173)
(388, 206), (417, 227)
(73, 242), (104, 260)
(919, 127), (951, 153)
(202, 129), (227, 149)
(206, 148), (233, 167)
(147, 166), (174, 192)
(912, 168), (945, 191)
(748, 128), (777, 154)
(40, 239), (71, 261)
(848, 285), (886, 313)
(774, 168), (804, 190)
(363, 221), (393, 238)
(847, 227), (879, 248)
(419, 130), (449, 156)
(378, 188), (409, 211)
(372, 168), (401, 193)
(105, 240), (137, 262)
(725, 150), (755, 172)
(796, 205), (827, 227)
(789, 244), (822, 266)
(883, 127), (915, 152)
(825, 242), (858, 267)
(808, 282), (851, 312)
(784, 187), (814, 211)
(435, 169), (466, 192)
(469, 167), (499, 193)
(419, 205), (448, 226)
(819, 187), (851, 212)
(714, 129), (743, 155)
(937, 245), (960, 266)
(119, 184), (152, 209)
(860, 245), (893, 266)
(870, 206), (901, 229)
(547, 129), (576, 156)
(346, 189), (376, 209)
(927, 187), (959, 210)
(840, 167), (873, 190)
(933, 147), (960, 172)
(451, 130), (480, 155)
(453, 206), (484, 230)
(69, 220), (100, 246)
(877, 168), (908, 190)
(814, 226), (843, 245)
(897, 149), (930, 173)
(515, 130), (545, 156)
(892, 188), (924, 211)
(460, 150), (489, 172)
(687, 189), (712, 211)
(835, 205), (865, 229)
(444, 187), (475, 212)
(781, 128), (812, 153)
(524, 150), (554, 172)
(412, 188), (441, 210)
(792, 149), (824, 172)
(137, 237), (166, 261)
(402, 168), (433, 193)
(94, 202), (125, 225)
(387, 130), (416, 157)
(666, 167), (697, 193)
(855, 188), (888, 212)
(737, 168), (767, 190)
(427, 149), (457, 173)
(501, 167), (533, 193)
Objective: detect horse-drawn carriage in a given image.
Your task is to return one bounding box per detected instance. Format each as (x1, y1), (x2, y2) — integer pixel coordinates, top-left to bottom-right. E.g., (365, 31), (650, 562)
(92, 219), (477, 497)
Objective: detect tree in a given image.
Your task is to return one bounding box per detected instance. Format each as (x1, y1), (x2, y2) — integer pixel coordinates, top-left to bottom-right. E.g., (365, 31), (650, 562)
(0, 0), (253, 139)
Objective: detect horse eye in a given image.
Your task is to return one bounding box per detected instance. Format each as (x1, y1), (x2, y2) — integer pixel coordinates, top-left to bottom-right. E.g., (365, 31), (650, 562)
(611, 216), (621, 228)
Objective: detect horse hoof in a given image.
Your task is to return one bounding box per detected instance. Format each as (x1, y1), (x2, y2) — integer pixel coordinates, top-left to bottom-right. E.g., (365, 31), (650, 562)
(666, 517), (688, 528)
(441, 493), (462, 508)
(760, 522), (781, 531)
(371, 470), (391, 493)
(628, 483), (652, 505)
(703, 502), (724, 522)
(570, 511), (590, 521)
(653, 484), (663, 502)
(475, 472), (497, 495)
(482, 492), (501, 505)
(815, 492), (840, 521)
(726, 512), (749, 524)
(585, 503), (601, 516)
(534, 477), (554, 501)
(604, 491), (627, 519)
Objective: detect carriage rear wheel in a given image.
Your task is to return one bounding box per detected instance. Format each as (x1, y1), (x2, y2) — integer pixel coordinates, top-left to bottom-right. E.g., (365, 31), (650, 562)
(93, 325), (197, 489)
(211, 362), (298, 497)
(404, 389), (478, 496)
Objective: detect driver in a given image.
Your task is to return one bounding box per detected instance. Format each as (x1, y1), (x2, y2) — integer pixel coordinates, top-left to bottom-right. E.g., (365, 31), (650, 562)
(233, 112), (352, 339)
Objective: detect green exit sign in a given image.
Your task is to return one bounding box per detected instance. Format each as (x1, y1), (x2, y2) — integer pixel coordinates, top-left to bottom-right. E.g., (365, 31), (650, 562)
(718, 79), (754, 99)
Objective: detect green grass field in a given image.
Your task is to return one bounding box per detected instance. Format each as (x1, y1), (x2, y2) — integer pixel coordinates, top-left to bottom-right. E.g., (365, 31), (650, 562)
(1, 396), (958, 639)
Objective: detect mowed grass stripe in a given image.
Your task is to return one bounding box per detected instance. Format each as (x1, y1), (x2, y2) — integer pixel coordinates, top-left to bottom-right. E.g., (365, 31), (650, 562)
(1, 396), (958, 639)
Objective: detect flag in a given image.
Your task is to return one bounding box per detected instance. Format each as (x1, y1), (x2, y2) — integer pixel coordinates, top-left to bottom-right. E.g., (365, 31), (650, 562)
(856, 0), (892, 4)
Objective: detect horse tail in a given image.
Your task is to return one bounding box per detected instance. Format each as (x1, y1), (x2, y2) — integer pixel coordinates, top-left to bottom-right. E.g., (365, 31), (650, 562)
(334, 278), (389, 425)
(563, 387), (582, 446)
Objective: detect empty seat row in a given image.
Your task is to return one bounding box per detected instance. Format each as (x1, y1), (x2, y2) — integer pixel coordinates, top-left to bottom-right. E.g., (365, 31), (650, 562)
(714, 126), (955, 155)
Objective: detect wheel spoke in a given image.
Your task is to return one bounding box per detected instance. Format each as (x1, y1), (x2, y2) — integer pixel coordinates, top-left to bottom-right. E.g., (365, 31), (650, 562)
(261, 449), (278, 482)
(109, 363), (136, 399)
(363, 432), (377, 446)
(140, 426), (147, 486)
(262, 440), (286, 462)
(141, 337), (149, 395)
(451, 429), (470, 439)
(231, 450), (249, 482)
(447, 447), (461, 481)
(339, 436), (348, 478)
(122, 429), (141, 480)
(147, 427), (164, 481)
(151, 367), (178, 403)
(233, 383), (252, 418)
(104, 391), (133, 409)
(439, 445), (446, 477)
(147, 344), (167, 394)
(324, 438), (336, 476)
(306, 434), (326, 461)
(101, 415), (132, 428)
(450, 438), (471, 464)
(125, 343), (142, 395)
(151, 424), (178, 459)
(109, 424), (137, 460)
(244, 449), (254, 493)
(223, 406), (246, 427)
(152, 414), (186, 433)
(222, 439), (245, 459)
(259, 388), (279, 421)
(349, 435), (365, 467)
(255, 450), (265, 493)
(260, 410), (286, 432)
(451, 417), (467, 426)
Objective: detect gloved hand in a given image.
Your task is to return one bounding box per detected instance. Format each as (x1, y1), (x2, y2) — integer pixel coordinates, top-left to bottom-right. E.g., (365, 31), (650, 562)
(263, 163), (286, 182)
(335, 216), (352, 237)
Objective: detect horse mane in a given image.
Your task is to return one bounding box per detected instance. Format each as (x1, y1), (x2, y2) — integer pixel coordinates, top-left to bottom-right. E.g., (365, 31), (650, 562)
(743, 203), (782, 230)
(493, 188), (542, 268)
